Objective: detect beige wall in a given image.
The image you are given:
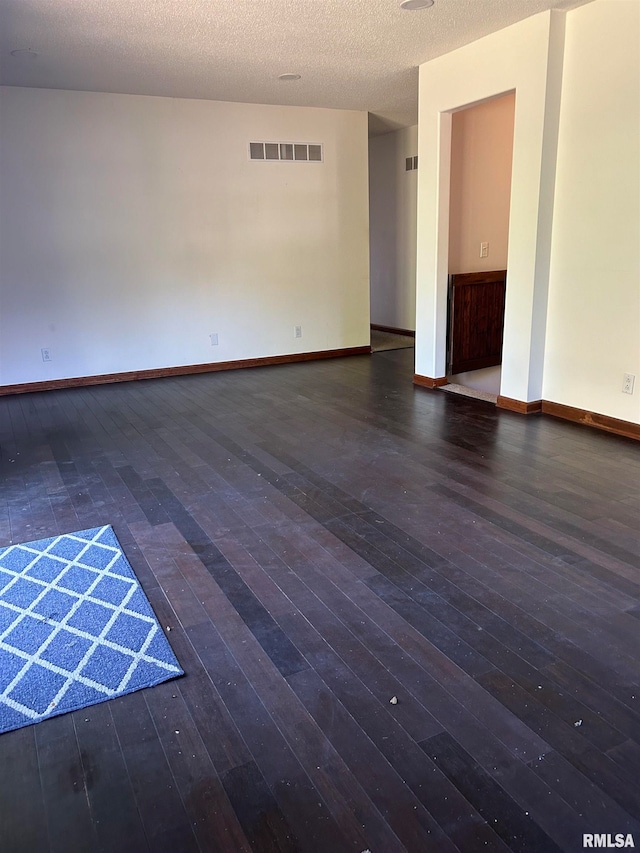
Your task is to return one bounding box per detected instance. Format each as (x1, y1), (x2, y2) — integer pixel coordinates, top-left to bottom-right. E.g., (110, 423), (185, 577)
(448, 94), (515, 275)
(417, 0), (639, 422)
(0, 87), (370, 387)
(369, 125), (418, 331)
(543, 0), (640, 422)
(416, 10), (564, 401)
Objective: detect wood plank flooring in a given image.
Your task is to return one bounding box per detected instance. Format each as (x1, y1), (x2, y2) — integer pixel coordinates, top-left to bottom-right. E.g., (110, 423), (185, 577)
(0, 348), (638, 852)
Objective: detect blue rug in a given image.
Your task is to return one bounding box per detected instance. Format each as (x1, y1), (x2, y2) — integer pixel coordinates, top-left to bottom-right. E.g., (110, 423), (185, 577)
(0, 525), (183, 735)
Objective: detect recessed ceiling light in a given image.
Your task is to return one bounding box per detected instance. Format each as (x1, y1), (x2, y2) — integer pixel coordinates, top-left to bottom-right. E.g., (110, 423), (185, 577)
(278, 73), (301, 82)
(400, 0), (434, 9)
(10, 49), (38, 59)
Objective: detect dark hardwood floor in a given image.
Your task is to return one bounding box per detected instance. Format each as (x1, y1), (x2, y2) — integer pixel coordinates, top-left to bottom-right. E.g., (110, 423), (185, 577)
(0, 348), (638, 852)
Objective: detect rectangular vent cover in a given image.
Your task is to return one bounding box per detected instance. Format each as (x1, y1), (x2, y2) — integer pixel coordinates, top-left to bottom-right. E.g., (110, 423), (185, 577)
(406, 155), (419, 171)
(250, 142), (324, 162)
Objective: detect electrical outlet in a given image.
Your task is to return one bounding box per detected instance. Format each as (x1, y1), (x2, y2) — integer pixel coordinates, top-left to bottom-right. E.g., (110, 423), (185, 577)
(209, 333), (218, 346)
(480, 242), (489, 259)
(294, 325), (302, 339)
(622, 373), (635, 394)
(41, 348), (52, 362)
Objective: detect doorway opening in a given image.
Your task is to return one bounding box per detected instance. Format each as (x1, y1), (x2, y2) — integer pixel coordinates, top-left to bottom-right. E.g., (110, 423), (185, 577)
(443, 91), (515, 404)
(368, 124), (418, 351)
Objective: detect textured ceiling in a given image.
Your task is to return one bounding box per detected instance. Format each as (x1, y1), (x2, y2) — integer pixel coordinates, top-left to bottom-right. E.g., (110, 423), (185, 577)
(1, 0), (590, 135)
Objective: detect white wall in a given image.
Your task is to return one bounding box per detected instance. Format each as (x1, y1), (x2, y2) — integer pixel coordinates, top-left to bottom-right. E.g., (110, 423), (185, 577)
(416, 0), (640, 424)
(369, 125), (417, 331)
(449, 93), (515, 275)
(416, 10), (565, 402)
(543, 0), (640, 423)
(0, 88), (370, 387)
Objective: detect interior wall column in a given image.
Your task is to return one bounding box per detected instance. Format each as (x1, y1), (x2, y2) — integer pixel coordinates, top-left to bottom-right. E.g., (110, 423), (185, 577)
(414, 11), (566, 405)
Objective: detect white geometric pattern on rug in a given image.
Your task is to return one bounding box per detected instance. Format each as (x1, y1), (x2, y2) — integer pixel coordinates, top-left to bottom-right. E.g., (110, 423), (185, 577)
(0, 525), (182, 734)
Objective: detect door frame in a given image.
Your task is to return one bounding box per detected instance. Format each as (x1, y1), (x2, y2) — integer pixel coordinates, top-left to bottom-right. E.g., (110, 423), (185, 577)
(413, 11), (566, 407)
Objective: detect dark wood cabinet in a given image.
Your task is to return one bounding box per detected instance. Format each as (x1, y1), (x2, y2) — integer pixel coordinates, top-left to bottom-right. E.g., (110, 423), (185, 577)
(447, 269), (507, 374)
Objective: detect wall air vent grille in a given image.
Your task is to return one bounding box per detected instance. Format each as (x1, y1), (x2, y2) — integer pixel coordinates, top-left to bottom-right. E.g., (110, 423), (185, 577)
(249, 142), (323, 163)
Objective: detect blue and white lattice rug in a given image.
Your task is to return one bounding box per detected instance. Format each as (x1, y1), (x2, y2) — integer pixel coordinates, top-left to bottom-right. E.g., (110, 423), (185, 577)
(0, 525), (183, 734)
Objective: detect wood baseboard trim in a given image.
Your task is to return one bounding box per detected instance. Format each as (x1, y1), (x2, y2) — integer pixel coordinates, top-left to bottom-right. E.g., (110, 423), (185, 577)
(541, 401), (640, 441)
(413, 373), (448, 389)
(0, 346), (371, 397)
(371, 323), (415, 338)
(497, 396), (543, 414)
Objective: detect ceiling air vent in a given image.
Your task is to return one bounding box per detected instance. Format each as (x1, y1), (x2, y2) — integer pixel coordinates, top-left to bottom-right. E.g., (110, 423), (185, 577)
(249, 142), (324, 163)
